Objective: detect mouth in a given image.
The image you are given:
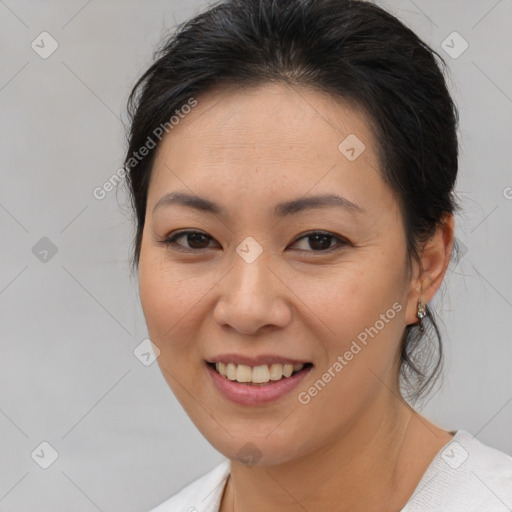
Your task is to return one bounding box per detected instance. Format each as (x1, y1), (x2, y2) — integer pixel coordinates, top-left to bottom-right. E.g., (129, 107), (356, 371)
(206, 361), (314, 386)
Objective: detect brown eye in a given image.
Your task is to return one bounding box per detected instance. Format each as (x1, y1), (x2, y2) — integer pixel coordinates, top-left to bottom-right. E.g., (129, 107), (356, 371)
(160, 229), (350, 254)
(162, 230), (216, 251)
(290, 231), (350, 253)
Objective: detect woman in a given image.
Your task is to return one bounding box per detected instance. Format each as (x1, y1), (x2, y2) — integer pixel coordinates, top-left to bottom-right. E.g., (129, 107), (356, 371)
(123, 0), (512, 510)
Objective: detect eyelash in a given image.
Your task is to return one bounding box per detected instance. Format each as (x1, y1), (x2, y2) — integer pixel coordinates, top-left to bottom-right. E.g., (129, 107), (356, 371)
(159, 229), (351, 254)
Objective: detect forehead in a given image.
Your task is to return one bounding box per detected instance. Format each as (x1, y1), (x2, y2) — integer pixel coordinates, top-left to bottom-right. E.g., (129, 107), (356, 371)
(148, 82), (387, 212)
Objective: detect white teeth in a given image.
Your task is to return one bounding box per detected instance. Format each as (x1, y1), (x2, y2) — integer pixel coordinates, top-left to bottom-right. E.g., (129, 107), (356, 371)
(236, 364), (252, 383)
(252, 365), (270, 383)
(269, 363), (283, 380)
(226, 363), (237, 380)
(212, 361), (306, 384)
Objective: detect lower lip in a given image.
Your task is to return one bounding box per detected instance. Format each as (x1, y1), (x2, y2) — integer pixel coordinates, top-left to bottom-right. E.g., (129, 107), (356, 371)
(205, 362), (313, 406)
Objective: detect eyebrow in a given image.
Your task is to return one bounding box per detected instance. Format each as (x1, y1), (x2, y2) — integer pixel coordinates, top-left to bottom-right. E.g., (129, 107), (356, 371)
(152, 191), (365, 217)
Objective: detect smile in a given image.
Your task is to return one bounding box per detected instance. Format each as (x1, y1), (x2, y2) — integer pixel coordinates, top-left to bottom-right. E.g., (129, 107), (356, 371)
(205, 359), (314, 405)
(207, 361), (313, 385)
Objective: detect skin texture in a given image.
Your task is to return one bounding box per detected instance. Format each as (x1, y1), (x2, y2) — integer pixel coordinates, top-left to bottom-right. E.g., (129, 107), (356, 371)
(138, 83), (455, 511)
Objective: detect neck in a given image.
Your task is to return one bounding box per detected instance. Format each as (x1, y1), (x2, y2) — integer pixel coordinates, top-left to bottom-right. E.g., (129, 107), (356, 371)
(220, 392), (452, 512)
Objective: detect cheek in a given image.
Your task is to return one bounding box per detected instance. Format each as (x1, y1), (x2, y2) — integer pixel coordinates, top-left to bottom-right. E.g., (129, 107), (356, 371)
(292, 256), (405, 342)
(138, 255), (210, 402)
(291, 255), (406, 399)
(138, 252), (204, 348)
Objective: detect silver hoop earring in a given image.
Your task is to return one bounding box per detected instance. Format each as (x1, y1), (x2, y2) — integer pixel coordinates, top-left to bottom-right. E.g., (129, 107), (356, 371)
(417, 298), (426, 332)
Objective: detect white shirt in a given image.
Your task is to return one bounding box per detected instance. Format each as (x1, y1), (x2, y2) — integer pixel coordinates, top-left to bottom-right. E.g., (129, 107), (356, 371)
(148, 430), (512, 511)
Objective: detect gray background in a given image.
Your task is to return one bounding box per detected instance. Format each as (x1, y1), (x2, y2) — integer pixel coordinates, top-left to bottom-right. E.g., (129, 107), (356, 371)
(1, 0), (511, 510)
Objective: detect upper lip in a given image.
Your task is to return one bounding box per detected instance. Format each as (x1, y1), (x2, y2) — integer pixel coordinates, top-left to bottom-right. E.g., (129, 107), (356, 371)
(206, 353), (312, 366)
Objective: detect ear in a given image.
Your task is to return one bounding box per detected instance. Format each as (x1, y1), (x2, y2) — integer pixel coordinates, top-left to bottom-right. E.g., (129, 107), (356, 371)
(404, 213), (455, 326)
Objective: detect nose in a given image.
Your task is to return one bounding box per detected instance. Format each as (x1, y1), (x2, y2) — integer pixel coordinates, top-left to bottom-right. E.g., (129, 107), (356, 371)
(212, 246), (292, 335)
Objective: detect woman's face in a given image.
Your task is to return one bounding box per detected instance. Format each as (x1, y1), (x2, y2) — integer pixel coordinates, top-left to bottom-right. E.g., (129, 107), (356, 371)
(138, 83), (423, 465)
